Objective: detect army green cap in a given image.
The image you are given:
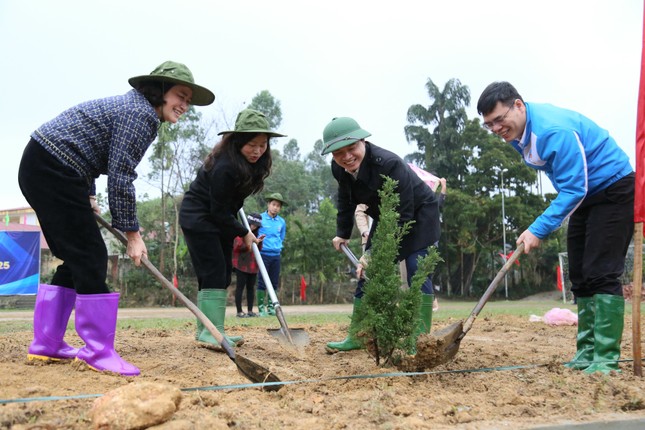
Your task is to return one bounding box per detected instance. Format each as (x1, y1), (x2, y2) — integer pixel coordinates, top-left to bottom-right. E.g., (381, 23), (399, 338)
(264, 192), (288, 206)
(218, 109), (286, 137)
(321, 117), (371, 155)
(128, 60), (215, 106)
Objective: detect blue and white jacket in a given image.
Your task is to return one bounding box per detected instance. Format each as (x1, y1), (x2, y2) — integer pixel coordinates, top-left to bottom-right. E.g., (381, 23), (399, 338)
(258, 211), (286, 257)
(512, 102), (633, 238)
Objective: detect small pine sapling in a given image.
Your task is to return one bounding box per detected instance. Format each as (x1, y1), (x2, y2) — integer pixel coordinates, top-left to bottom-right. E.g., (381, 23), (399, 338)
(350, 176), (441, 366)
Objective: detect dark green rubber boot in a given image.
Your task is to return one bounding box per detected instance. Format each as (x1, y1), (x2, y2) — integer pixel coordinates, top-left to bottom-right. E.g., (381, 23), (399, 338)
(584, 294), (625, 375)
(326, 298), (363, 353)
(409, 294), (434, 355)
(196, 289), (244, 347)
(257, 290), (268, 317)
(565, 296), (595, 370)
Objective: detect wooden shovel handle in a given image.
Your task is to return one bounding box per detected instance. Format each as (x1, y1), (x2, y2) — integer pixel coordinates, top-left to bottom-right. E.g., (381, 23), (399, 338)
(461, 243), (524, 334)
(94, 214), (236, 359)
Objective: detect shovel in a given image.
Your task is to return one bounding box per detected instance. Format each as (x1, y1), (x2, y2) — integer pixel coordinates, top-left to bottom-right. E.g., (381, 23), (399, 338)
(95, 213), (282, 391)
(238, 208), (309, 347)
(340, 243), (369, 280)
(424, 243), (525, 368)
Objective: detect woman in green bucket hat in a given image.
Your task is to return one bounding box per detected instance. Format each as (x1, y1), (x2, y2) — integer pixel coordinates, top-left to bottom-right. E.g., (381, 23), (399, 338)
(18, 61), (214, 377)
(179, 109), (286, 348)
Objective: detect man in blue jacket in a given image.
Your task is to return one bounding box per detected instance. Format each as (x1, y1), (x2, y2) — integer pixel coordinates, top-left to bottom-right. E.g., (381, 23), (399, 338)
(477, 82), (634, 374)
(256, 192), (288, 316)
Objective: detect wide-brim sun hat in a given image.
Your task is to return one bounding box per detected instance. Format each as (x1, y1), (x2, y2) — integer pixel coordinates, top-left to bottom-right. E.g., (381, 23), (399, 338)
(128, 60), (215, 106)
(218, 109), (286, 137)
(264, 192), (288, 206)
(321, 116), (371, 155)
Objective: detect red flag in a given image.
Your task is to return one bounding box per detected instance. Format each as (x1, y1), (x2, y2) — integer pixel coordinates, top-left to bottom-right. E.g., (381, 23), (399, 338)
(499, 252), (520, 266)
(299, 275), (307, 302)
(556, 265), (563, 292)
(636, 2), (645, 226)
(173, 274), (178, 289)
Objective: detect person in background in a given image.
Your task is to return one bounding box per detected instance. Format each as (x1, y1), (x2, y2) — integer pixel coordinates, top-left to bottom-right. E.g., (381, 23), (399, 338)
(256, 193), (288, 317)
(18, 61), (215, 376)
(354, 204), (371, 253)
(321, 116), (441, 353)
(477, 81), (634, 374)
(179, 109), (285, 347)
(433, 177), (447, 311)
(233, 212), (265, 318)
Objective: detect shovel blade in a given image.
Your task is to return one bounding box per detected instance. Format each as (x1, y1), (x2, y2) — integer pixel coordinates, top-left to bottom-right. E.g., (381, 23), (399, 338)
(267, 328), (310, 347)
(417, 321), (465, 369)
(233, 355), (281, 392)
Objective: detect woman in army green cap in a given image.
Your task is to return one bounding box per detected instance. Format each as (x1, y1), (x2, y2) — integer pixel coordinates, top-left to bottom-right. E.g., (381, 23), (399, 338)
(18, 61), (214, 376)
(179, 109), (285, 348)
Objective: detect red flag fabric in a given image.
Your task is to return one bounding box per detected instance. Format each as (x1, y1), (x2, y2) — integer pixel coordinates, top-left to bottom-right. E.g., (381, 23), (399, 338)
(173, 274), (178, 289)
(556, 265), (563, 292)
(499, 252), (520, 266)
(407, 163), (440, 192)
(300, 275), (307, 302)
(635, 3), (645, 224)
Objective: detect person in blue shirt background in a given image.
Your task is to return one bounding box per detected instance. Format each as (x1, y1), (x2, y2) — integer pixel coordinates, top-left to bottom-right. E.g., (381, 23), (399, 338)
(477, 81), (634, 375)
(256, 193), (288, 316)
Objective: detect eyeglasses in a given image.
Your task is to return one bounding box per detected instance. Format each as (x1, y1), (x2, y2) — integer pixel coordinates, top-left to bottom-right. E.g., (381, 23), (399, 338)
(482, 103), (515, 130)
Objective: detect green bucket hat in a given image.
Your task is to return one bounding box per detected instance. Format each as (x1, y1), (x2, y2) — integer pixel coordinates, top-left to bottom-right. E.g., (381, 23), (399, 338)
(218, 109), (286, 137)
(321, 117), (371, 155)
(128, 60), (215, 106)
(264, 192), (288, 206)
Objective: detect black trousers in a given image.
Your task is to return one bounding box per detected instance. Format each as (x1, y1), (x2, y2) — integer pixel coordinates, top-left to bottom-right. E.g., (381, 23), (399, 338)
(182, 228), (232, 291)
(18, 139), (109, 294)
(568, 173), (634, 297)
(235, 269), (257, 312)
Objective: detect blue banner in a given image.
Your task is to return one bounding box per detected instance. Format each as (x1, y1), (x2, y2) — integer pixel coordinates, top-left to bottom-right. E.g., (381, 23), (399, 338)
(0, 231), (40, 295)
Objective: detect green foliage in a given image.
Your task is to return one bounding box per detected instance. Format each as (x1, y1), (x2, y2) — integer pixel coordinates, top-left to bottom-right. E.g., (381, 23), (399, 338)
(248, 90), (282, 129)
(352, 177), (440, 366)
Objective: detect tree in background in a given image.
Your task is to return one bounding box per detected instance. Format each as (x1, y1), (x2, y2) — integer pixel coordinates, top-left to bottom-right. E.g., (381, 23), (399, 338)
(248, 90), (282, 129)
(405, 78), (559, 299)
(146, 107), (211, 286)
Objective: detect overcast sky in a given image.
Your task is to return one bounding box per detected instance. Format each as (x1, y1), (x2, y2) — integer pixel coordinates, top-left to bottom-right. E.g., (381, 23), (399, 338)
(1, 0), (642, 210)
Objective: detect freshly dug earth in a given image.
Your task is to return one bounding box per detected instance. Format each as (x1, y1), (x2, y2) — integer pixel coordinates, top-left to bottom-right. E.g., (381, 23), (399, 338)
(1, 313), (645, 429)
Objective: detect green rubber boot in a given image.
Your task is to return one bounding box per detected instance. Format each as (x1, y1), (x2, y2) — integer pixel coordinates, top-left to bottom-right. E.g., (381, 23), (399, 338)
(257, 290), (268, 317)
(195, 289), (244, 347)
(408, 294), (434, 355)
(565, 296), (595, 370)
(584, 294), (625, 375)
(267, 298), (276, 316)
(326, 298), (363, 353)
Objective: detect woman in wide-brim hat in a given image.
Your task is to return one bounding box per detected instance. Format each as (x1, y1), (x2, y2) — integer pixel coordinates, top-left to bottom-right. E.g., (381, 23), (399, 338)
(179, 109), (286, 348)
(18, 61), (214, 377)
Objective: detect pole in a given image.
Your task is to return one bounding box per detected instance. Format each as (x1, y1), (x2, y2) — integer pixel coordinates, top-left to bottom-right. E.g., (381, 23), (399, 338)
(632, 223), (642, 377)
(501, 169), (508, 299)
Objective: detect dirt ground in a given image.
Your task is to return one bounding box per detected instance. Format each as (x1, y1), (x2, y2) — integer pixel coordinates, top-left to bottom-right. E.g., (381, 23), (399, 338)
(1, 307), (645, 429)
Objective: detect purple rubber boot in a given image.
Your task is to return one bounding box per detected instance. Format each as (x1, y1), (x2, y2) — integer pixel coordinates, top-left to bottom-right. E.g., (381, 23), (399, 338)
(74, 292), (140, 376)
(28, 284), (80, 362)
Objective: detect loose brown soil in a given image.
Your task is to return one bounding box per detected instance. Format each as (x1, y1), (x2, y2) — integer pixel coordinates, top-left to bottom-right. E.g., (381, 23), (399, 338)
(1, 309), (645, 429)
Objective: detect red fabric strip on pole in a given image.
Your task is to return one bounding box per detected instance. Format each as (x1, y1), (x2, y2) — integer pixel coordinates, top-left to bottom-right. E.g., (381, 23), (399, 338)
(635, 2), (645, 222)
